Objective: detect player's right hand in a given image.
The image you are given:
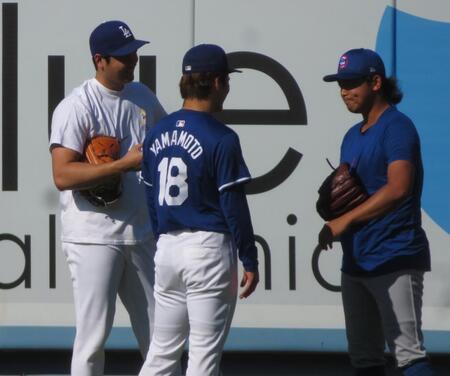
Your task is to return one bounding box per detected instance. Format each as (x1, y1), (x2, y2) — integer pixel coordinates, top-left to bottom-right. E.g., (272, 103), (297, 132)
(239, 269), (259, 299)
(119, 143), (143, 171)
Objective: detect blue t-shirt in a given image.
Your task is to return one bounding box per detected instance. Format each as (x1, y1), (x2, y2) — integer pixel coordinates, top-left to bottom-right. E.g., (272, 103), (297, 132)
(339, 106), (430, 276)
(142, 109), (251, 235)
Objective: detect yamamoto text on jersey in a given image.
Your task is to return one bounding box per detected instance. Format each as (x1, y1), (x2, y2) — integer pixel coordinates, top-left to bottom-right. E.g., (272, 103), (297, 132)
(149, 130), (203, 159)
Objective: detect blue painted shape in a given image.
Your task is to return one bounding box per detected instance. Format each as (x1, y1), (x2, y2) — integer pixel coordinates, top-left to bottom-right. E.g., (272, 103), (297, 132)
(225, 328), (347, 352)
(0, 326), (138, 349)
(0, 326), (449, 353)
(377, 7), (450, 234)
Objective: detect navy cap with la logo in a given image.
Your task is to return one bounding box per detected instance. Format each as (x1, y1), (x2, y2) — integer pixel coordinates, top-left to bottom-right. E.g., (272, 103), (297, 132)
(89, 20), (149, 57)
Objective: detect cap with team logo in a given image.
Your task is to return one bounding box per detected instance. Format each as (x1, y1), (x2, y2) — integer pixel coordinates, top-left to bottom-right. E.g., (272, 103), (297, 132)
(323, 48), (386, 82)
(89, 20), (149, 57)
(182, 44), (241, 74)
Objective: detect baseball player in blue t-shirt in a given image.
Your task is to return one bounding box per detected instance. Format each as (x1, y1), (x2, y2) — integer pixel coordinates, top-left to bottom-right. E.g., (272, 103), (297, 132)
(139, 44), (259, 376)
(320, 49), (434, 376)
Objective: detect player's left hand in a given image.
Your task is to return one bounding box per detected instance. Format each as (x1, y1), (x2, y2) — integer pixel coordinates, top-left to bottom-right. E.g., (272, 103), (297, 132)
(318, 215), (351, 250)
(318, 223), (334, 250)
(239, 269), (259, 299)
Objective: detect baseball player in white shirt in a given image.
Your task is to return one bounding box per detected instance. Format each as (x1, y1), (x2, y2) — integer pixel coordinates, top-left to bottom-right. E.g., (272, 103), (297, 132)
(50, 20), (166, 376)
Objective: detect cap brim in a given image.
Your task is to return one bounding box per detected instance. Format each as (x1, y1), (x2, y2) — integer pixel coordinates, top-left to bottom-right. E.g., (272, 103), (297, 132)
(323, 74), (339, 82)
(323, 72), (366, 82)
(183, 68), (243, 74)
(110, 39), (149, 56)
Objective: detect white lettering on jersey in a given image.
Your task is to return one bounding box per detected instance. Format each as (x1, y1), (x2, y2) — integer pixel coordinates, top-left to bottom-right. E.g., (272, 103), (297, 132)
(154, 138), (162, 154)
(171, 130), (178, 145)
(188, 139), (200, 153)
(191, 146), (203, 159)
(177, 131), (187, 146)
(161, 132), (170, 148)
(149, 130), (203, 160)
(183, 134), (194, 149)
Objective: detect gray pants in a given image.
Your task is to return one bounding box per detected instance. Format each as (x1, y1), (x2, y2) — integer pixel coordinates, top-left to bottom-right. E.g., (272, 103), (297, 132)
(341, 270), (428, 369)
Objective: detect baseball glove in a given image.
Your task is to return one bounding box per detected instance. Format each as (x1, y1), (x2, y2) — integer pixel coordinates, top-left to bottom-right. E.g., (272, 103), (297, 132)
(79, 135), (122, 207)
(316, 163), (368, 221)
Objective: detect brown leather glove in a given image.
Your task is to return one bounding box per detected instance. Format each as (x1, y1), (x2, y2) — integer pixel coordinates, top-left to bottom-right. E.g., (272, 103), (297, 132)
(79, 135), (122, 207)
(316, 163), (368, 221)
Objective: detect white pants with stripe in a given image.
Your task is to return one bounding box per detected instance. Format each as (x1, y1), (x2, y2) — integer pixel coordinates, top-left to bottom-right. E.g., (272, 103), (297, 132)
(342, 270), (428, 369)
(139, 230), (238, 376)
(63, 240), (156, 376)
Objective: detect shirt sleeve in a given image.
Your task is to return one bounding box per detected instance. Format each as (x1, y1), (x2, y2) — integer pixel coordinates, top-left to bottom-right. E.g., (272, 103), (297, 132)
(142, 139), (159, 237)
(144, 182), (159, 238)
(49, 97), (90, 154)
(219, 184), (258, 271)
(214, 132), (251, 192)
(383, 119), (419, 164)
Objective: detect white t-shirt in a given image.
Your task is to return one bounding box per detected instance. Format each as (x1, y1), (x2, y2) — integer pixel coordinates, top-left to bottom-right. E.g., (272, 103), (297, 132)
(50, 78), (166, 245)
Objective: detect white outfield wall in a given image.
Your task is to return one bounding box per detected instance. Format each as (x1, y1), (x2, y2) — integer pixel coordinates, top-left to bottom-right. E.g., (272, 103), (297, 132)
(1, 0), (450, 352)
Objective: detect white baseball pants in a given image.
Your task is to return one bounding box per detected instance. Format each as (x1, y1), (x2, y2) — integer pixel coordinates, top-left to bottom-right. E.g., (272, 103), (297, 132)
(139, 230), (238, 376)
(341, 270), (428, 369)
(63, 240), (156, 376)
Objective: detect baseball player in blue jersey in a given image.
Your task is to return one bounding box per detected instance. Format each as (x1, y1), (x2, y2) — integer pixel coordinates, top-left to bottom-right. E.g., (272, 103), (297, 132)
(138, 44), (259, 376)
(320, 49), (434, 376)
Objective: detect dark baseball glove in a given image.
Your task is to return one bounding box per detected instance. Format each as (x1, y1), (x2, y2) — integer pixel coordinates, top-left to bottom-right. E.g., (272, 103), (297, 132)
(79, 135), (122, 207)
(316, 163), (368, 221)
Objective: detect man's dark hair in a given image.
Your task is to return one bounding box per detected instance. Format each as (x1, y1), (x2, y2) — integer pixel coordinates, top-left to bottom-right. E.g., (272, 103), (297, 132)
(92, 56), (110, 71)
(379, 76), (403, 105)
(179, 72), (228, 100)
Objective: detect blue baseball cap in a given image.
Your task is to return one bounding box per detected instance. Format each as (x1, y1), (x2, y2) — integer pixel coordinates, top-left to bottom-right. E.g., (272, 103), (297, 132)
(89, 20), (148, 57)
(323, 48), (385, 82)
(182, 44), (241, 74)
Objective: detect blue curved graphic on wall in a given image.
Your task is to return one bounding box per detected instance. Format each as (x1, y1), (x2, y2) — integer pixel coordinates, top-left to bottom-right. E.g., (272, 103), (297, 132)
(376, 7), (450, 235)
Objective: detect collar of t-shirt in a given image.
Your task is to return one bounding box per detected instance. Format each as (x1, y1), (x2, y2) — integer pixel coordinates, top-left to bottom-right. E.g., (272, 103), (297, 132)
(359, 106), (395, 134)
(93, 77), (124, 97)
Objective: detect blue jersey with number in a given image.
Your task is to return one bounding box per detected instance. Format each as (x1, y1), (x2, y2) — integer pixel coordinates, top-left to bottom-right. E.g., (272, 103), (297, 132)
(142, 109), (251, 235)
(340, 106), (430, 276)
